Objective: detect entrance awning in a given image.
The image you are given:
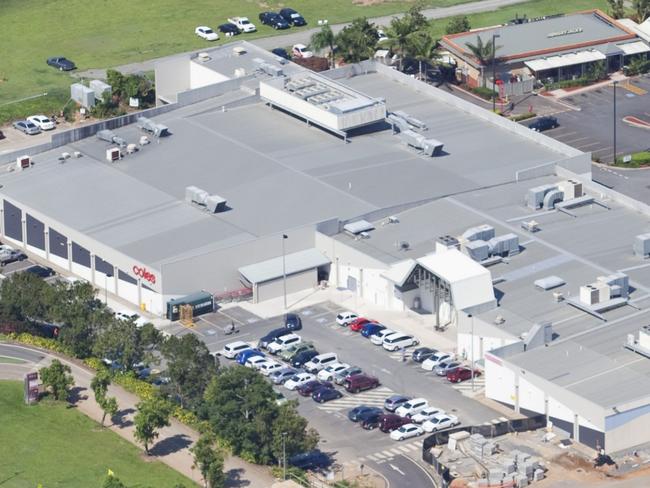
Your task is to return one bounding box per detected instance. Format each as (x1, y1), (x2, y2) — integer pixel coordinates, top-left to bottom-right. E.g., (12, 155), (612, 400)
(238, 248), (330, 285)
(524, 50), (606, 72)
(618, 41), (650, 56)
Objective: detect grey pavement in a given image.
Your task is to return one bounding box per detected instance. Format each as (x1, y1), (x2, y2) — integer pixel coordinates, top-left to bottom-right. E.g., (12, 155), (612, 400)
(76, 0), (529, 80)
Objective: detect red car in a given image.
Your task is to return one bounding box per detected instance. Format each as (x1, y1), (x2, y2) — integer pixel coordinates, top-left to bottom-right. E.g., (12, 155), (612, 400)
(297, 380), (333, 396)
(349, 317), (375, 332)
(447, 367), (481, 383)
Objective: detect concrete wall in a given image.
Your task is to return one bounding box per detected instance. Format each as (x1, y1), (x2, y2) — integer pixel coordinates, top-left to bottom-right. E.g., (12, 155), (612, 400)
(255, 269), (316, 303)
(155, 57), (191, 104)
(176, 75), (255, 106)
(0, 143), (54, 166)
(189, 61), (230, 89)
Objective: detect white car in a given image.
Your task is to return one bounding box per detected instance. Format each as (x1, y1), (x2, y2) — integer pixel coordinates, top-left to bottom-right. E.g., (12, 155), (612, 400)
(317, 362), (350, 381)
(27, 115), (55, 131)
(304, 352), (338, 373)
(395, 398), (429, 418)
(195, 26), (219, 41)
(267, 333), (301, 354)
(377, 29), (388, 43)
(389, 423), (424, 441)
(422, 414), (460, 433)
(411, 406), (445, 424)
(259, 360), (283, 376)
(382, 333), (419, 351)
(336, 311), (358, 326)
(114, 310), (148, 327)
(284, 372), (316, 390)
(228, 16), (256, 33)
(219, 341), (253, 359)
(370, 329), (396, 345)
(246, 355), (268, 369)
(421, 352), (454, 371)
(292, 44), (313, 58)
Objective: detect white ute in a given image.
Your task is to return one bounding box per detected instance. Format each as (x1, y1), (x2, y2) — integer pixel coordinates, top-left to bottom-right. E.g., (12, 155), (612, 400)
(228, 17), (256, 33)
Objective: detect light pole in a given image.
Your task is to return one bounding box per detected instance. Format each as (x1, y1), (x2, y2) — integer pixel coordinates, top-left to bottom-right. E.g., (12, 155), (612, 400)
(492, 33), (500, 113)
(282, 431), (288, 480)
(613, 80), (618, 165)
(282, 234), (288, 310)
(469, 314), (475, 392)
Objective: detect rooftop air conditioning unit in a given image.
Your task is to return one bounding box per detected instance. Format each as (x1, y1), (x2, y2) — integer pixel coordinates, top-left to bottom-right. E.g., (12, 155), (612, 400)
(197, 52), (211, 62)
(106, 148), (121, 162)
(16, 155), (31, 170)
(359, 231), (370, 239)
(388, 216), (399, 224)
(494, 315), (505, 325)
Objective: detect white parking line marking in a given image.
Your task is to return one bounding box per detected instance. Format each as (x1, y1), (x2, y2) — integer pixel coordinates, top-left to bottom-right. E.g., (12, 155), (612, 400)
(366, 454), (380, 461)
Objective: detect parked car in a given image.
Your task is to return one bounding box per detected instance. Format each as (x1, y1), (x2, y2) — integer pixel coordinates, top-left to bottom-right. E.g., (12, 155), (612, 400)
(421, 352), (454, 371)
(412, 347), (438, 363)
(218, 23), (240, 36)
(411, 406), (445, 424)
(289, 450), (330, 470)
(528, 116), (558, 132)
(269, 367), (298, 384)
(271, 47), (291, 60)
(228, 16), (256, 33)
(236, 349), (264, 365)
(344, 374), (380, 393)
(195, 26), (219, 41)
(382, 333), (419, 351)
(379, 414), (411, 433)
(297, 380), (333, 397)
(275, 391), (288, 406)
(361, 411), (386, 430)
(259, 12), (289, 29)
(333, 365), (363, 385)
(246, 355), (269, 369)
(349, 317), (374, 332)
(259, 360), (283, 376)
(317, 362), (350, 381)
(313, 387), (343, 403)
(384, 395), (411, 412)
(284, 313), (302, 331)
(292, 349), (319, 368)
(292, 44), (313, 58)
(304, 352), (338, 373)
(422, 414), (460, 433)
(370, 328), (396, 345)
(447, 367), (481, 383)
(284, 372), (316, 390)
(279, 342), (313, 362)
(267, 333), (301, 354)
(220, 341), (253, 359)
(25, 265), (54, 278)
(390, 423), (424, 441)
(435, 360), (462, 376)
(336, 311), (358, 326)
(27, 115), (55, 131)
(279, 8), (307, 26)
(12, 120), (40, 135)
(348, 405), (382, 422)
(377, 29), (388, 43)
(0, 249), (26, 265)
(395, 398), (429, 418)
(259, 328), (292, 349)
(361, 323), (386, 338)
(47, 56), (76, 71)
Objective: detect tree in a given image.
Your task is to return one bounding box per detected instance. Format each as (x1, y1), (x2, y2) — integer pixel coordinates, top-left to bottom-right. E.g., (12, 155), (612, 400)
(384, 16), (417, 70)
(91, 369), (111, 400)
(93, 318), (145, 372)
(465, 35), (501, 87)
(270, 405), (319, 465)
(446, 15), (471, 35)
(633, 0), (650, 22)
(101, 474), (127, 488)
(310, 24), (337, 69)
(607, 0), (626, 19)
(100, 396), (119, 427)
(405, 2), (429, 31)
(162, 334), (218, 409)
(40, 359), (74, 401)
(134, 397), (172, 454)
(191, 432), (226, 488)
(408, 30), (436, 80)
(336, 17), (379, 63)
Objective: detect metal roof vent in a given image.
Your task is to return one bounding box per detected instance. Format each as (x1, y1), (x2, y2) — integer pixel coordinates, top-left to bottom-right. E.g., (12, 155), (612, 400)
(344, 220), (374, 235)
(398, 241), (410, 251)
(494, 315), (505, 325)
(197, 52), (211, 62)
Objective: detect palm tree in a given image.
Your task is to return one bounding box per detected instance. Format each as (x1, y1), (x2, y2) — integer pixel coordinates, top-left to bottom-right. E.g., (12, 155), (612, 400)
(408, 31), (436, 80)
(633, 0), (650, 22)
(310, 24), (337, 69)
(384, 16), (416, 71)
(336, 17), (378, 63)
(465, 35), (501, 87)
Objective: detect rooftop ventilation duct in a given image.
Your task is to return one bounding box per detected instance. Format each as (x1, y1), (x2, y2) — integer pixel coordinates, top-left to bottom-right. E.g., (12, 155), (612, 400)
(137, 117), (169, 137)
(96, 129), (126, 148)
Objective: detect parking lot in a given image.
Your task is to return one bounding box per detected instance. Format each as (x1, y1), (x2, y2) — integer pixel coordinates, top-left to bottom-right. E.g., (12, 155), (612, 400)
(161, 301), (504, 481)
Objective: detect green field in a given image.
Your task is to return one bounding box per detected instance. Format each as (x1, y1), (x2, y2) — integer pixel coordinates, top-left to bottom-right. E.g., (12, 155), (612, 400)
(0, 381), (195, 488)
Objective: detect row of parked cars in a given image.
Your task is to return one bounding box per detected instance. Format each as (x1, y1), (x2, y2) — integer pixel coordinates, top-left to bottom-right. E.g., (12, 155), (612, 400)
(12, 115), (57, 136)
(195, 7), (306, 41)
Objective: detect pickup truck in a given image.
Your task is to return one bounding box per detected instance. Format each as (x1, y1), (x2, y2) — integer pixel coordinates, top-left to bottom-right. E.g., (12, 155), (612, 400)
(227, 17), (256, 33)
(0, 249), (27, 265)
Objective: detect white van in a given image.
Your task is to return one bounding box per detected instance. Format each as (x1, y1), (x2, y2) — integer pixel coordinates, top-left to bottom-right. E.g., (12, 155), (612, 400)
(304, 352), (338, 373)
(267, 333), (301, 354)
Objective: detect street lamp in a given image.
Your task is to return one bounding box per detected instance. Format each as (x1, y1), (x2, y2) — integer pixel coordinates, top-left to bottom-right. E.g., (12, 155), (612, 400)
(612, 80), (618, 165)
(282, 431), (288, 480)
(469, 313), (475, 392)
(492, 33), (500, 113)
(282, 234), (288, 310)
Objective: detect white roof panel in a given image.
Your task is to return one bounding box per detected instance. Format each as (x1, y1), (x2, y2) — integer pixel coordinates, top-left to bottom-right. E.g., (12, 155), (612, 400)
(525, 50), (606, 72)
(618, 40), (650, 55)
(381, 259), (417, 287)
(239, 248), (330, 284)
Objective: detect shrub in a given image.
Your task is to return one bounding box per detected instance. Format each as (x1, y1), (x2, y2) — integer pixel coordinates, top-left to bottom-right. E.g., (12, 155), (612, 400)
(469, 86), (496, 100)
(510, 112), (537, 122)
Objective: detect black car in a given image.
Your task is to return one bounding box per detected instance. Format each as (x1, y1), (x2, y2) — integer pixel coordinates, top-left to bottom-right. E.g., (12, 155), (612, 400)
(528, 116), (558, 132)
(259, 12), (290, 29)
(361, 411), (384, 430)
(285, 313), (302, 331)
(289, 450), (330, 470)
(292, 349), (319, 368)
(271, 47), (290, 60)
(218, 23), (240, 36)
(348, 405), (382, 422)
(25, 265), (55, 278)
(47, 56), (76, 71)
(258, 328), (292, 349)
(412, 347), (438, 363)
(313, 387), (343, 403)
(279, 8), (306, 26)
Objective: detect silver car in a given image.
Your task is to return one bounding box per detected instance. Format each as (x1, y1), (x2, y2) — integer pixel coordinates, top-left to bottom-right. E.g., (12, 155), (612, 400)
(434, 361), (462, 376)
(13, 120), (41, 135)
(333, 366), (363, 385)
(270, 367), (298, 385)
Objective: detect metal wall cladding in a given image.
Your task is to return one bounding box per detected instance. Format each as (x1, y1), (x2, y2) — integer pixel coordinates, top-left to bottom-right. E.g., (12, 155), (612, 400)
(399, 129), (425, 149)
(633, 233), (650, 257)
(71, 83), (95, 108)
(465, 240), (490, 261)
(543, 189), (563, 209)
(89, 79), (111, 99)
(525, 184), (558, 209)
(488, 233), (519, 256)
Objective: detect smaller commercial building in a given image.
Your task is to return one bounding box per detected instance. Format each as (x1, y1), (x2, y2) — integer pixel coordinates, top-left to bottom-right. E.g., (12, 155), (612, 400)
(440, 9), (650, 91)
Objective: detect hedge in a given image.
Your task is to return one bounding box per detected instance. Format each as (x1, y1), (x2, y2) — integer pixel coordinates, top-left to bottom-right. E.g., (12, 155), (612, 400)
(510, 112), (537, 122)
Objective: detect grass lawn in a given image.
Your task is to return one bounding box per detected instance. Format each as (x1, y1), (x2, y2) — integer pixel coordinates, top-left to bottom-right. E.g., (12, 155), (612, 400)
(0, 381), (195, 488)
(614, 151), (650, 168)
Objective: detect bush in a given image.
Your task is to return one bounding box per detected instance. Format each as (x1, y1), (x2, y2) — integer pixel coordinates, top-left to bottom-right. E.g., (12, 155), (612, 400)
(510, 112), (537, 122)
(469, 86), (496, 100)
(5, 332), (72, 355)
